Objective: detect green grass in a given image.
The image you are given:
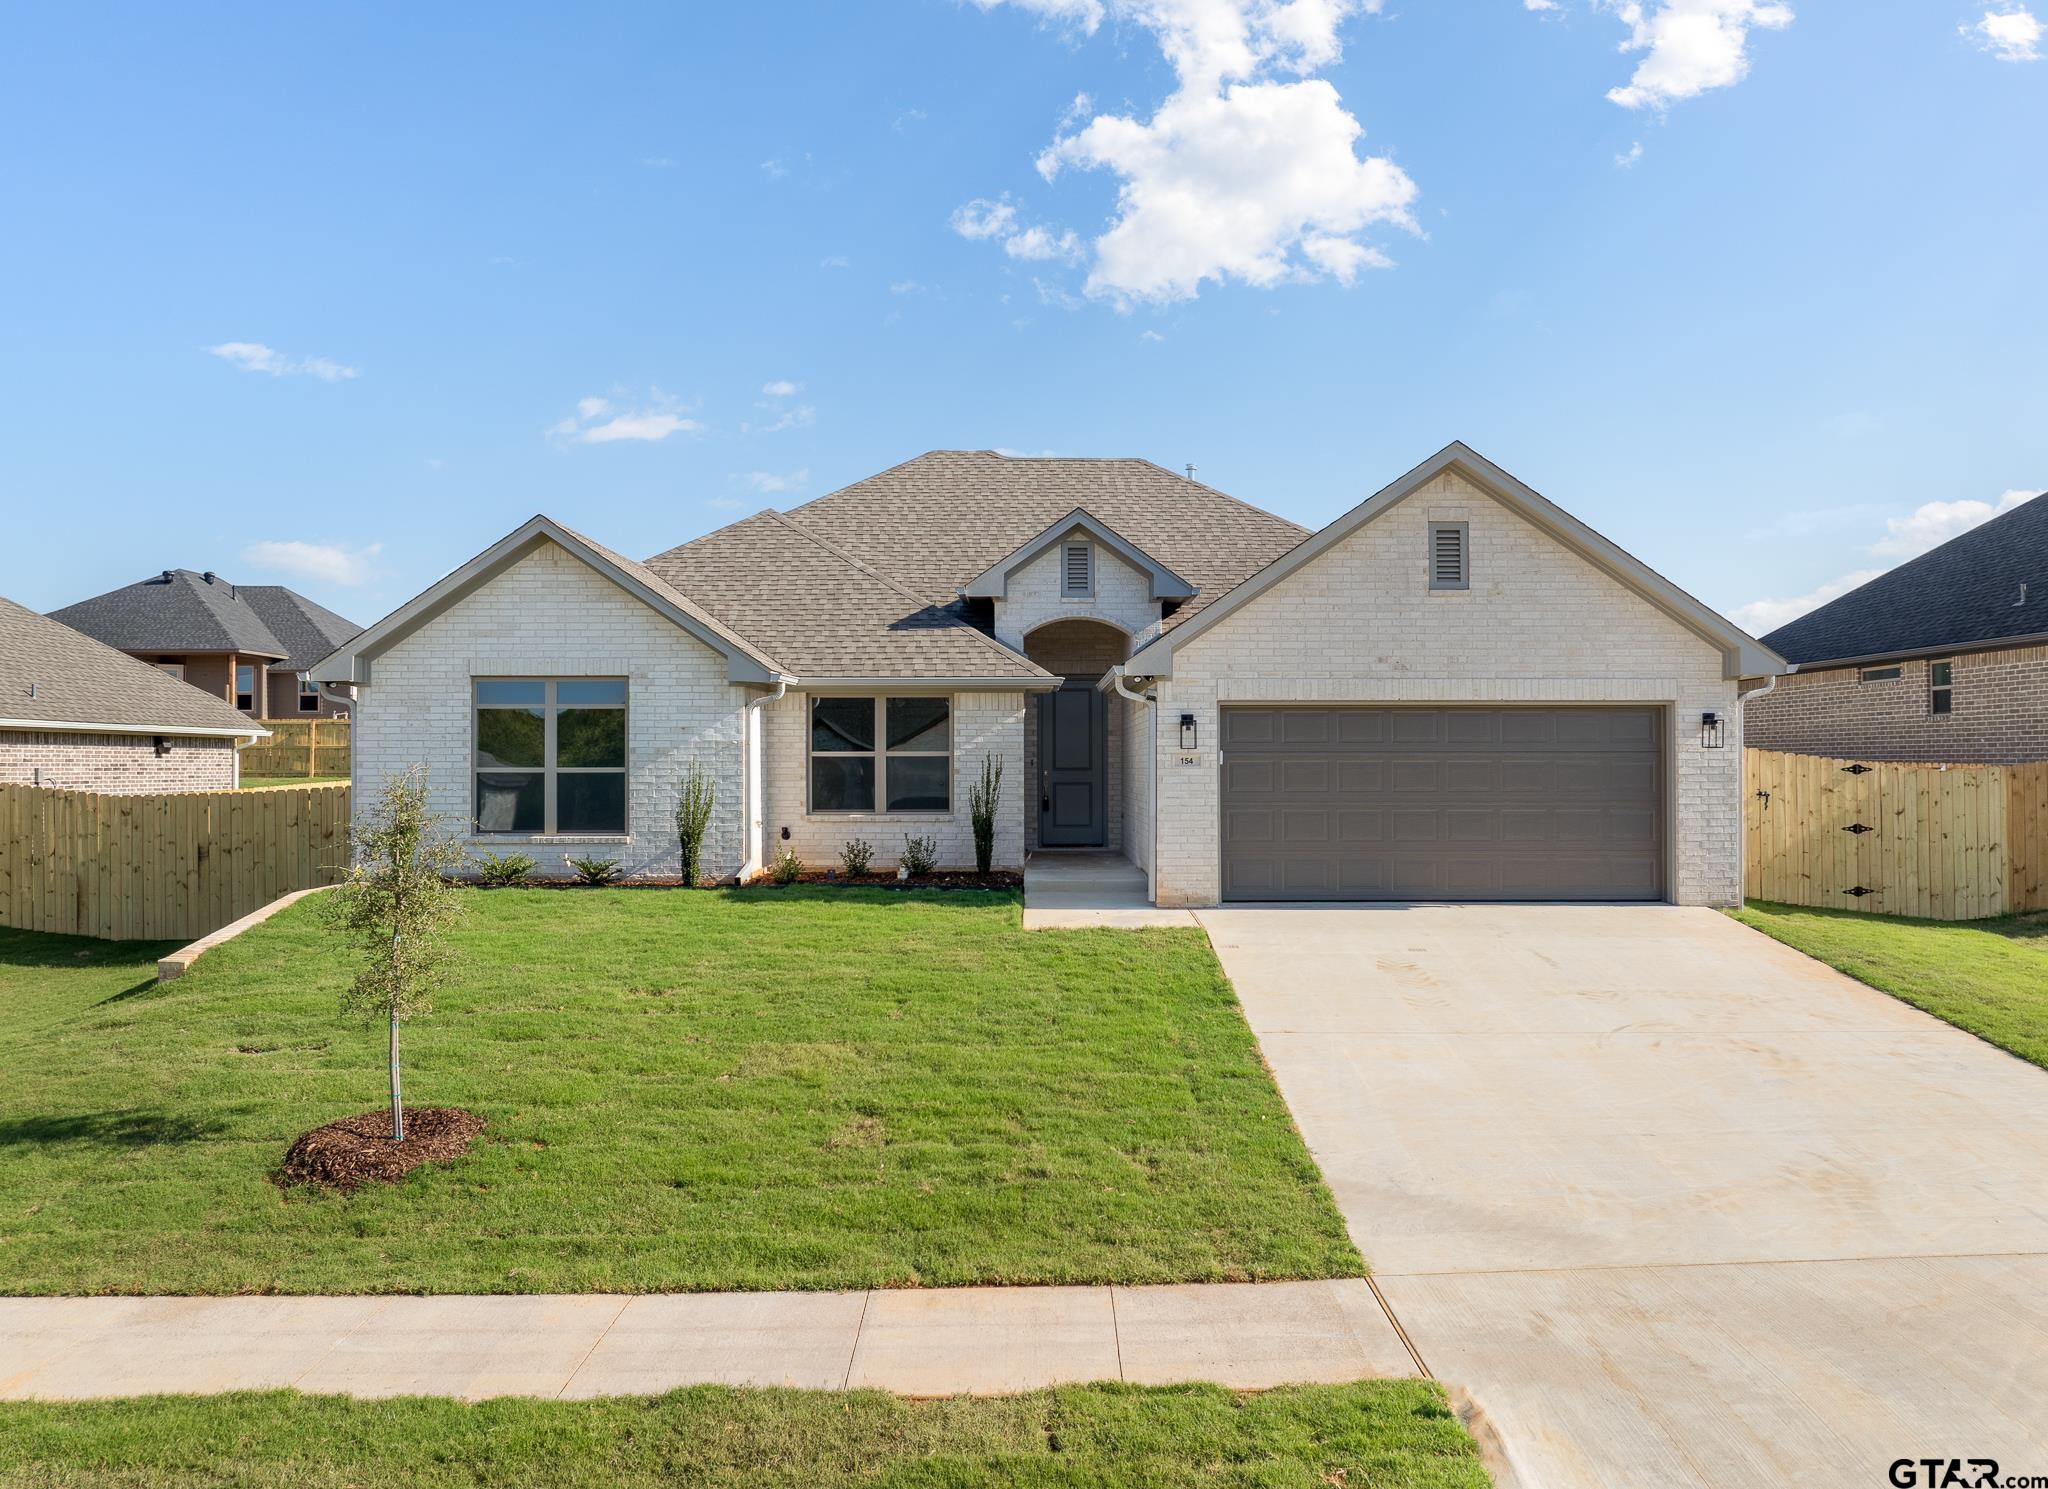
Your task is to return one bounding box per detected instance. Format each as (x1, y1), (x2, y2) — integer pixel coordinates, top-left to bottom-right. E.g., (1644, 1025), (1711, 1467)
(1730, 900), (2048, 1068)
(0, 1381), (1486, 1488)
(0, 889), (1361, 1294)
(237, 775), (349, 790)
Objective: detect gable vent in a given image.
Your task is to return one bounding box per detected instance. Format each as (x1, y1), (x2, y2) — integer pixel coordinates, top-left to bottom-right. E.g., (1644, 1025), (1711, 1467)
(1428, 522), (1469, 591)
(1062, 540), (1093, 597)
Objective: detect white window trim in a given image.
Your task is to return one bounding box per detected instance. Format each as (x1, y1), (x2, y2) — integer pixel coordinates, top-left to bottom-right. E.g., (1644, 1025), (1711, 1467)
(1930, 658), (1954, 716)
(298, 676), (321, 712)
(807, 695), (955, 816)
(156, 663), (185, 681)
(234, 663), (257, 710)
(472, 677), (630, 837)
(1060, 540), (1095, 599)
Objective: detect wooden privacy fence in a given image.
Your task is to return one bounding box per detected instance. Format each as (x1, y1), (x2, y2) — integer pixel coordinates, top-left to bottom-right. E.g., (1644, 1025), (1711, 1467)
(1744, 748), (2048, 920)
(0, 782), (350, 942)
(239, 718), (350, 779)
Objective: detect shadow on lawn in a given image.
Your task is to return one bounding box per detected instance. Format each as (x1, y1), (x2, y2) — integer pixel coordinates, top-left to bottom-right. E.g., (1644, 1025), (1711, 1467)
(0, 1109), (230, 1149)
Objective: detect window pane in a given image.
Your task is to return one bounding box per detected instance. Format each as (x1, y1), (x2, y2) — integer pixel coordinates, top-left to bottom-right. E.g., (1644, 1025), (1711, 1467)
(476, 680), (544, 707)
(1931, 662), (1953, 687)
(558, 708), (625, 767)
(812, 697), (875, 753)
(477, 707), (545, 767)
(1932, 692), (1953, 715)
(476, 772), (543, 832)
(887, 696), (950, 753)
(886, 755), (949, 813)
(558, 679), (626, 706)
(559, 772), (626, 833)
(812, 755), (876, 811)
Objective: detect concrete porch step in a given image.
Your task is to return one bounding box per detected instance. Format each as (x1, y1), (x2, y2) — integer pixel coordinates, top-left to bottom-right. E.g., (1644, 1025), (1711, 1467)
(1024, 853), (1148, 892)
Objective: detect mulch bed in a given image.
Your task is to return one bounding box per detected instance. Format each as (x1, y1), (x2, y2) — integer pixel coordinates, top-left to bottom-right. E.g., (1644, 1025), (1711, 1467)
(782, 870), (1023, 892)
(279, 1107), (484, 1193)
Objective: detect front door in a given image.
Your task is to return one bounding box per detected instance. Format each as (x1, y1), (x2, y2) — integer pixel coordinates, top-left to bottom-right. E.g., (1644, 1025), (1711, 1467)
(1038, 681), (1106, 846)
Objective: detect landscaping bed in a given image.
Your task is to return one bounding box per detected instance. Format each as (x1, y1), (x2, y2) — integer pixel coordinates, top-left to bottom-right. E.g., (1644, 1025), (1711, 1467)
(0, 890), (1360, 1294)
(0, 1381), (1488, 1488)
(279, 1107), (484, 1192)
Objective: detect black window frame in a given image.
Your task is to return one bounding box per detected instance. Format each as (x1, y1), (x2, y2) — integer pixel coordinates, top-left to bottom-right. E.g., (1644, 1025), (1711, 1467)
(808, 695), (953, 815)
(472, 677), (629, 836)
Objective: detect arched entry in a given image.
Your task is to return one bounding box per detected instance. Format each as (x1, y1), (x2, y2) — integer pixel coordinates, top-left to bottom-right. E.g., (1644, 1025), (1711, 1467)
(1022, 619), (1131, 850)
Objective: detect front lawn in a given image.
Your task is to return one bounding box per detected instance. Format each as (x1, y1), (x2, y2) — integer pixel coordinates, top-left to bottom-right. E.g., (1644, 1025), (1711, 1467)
(0, 889), (1360, 1294)
(238, 774), (350, 790)
(1730, 900), (2048, 1069)
(0, 1382), (1488, 1488)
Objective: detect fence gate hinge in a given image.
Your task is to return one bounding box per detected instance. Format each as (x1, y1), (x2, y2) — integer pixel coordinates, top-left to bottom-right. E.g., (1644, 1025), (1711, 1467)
(1842, 822), (1873, 834)
(1842, 763), (1873, 775)
(1845, 885), (1872, 897)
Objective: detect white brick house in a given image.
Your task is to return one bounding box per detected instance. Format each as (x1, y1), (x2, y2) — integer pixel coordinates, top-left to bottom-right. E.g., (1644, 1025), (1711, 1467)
(316, 444), (1782, 904)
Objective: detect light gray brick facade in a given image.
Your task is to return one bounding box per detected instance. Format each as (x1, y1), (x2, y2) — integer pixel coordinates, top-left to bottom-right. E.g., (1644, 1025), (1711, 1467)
(993, 540), (1163, 653)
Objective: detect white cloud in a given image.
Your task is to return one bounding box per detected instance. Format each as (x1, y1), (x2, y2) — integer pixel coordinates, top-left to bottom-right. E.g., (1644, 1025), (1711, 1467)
(641, 155), (675, 168)
(205, 341), (357, 381)
(1615, 140), (1644, 167)
(760, 158), (787, 178)
(951, 198), (1018, 240)
(1735, 489), (2040, 631)
(1005, 225), (1084, 262)
(744, 468), (810, 494)
(240, 539), (383, 587)
(889, 279), (928, 295)
(965, 0), (1416, 305)
(1525, 0), (1560, 10)
(743, 404), (817, 435)
(820, 254), (852, 269)
(894, 106), (928, 131)
(761, 379), (803, 398)
(1963, 7), (2043, 60)
(548, 390), (701, 445)
(1140, 329), (1166, 342)
(1601, 0), (1794, 110)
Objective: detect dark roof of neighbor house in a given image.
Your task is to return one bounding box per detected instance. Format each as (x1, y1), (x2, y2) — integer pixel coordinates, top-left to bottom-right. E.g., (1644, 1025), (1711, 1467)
(48, 569), (361, 671)
(0, 595), (263, 735)
(643, 451), (1311, 676)
(1763, 491), (2048, 667)
(646, 511), (1050, 681)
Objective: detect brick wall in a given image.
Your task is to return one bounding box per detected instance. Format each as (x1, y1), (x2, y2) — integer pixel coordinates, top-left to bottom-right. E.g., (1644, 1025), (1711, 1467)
(1121, 692), (1152, 875)
(761, 689), (1026, 872)
(993, 538), (1162, 652)
(0, 730), (237, 792)
(1154, 470), (1744, 907)
(1746, 645), (2048, 762)
(352, 540), (749, 881)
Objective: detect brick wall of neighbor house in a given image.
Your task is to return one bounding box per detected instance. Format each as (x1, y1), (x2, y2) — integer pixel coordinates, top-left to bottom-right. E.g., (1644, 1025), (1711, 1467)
(1153, 469), (1745, 907)
(993, 539), (1162, 653)
(351, 541), (749, 881)
(0, 730), (237, 792)
(762, 689), (1026, 872)
(1745, 646), (2048, 762)
(1020, 618), (1130, 852)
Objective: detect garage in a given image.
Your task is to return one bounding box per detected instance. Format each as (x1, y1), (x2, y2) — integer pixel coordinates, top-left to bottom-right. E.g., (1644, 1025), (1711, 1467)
(1219, 706), (1664, 902)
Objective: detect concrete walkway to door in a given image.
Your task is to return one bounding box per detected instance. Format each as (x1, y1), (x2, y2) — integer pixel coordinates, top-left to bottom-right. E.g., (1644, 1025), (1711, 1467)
(1198, 903), (2048, 1489)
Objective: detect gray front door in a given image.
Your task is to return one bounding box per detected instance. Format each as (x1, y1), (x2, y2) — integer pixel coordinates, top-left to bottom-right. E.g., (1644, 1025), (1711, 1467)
(1220, 706), (1663, 902)
(1038, 682), (1106, 847)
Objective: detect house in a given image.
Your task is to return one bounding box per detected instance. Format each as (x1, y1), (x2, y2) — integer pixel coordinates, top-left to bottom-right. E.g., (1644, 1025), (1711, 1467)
(1749, 490), (2048, 763)
(313, 442), (1783, 905)
(50, 569), (361, 721)
(1, 595), (266, 791)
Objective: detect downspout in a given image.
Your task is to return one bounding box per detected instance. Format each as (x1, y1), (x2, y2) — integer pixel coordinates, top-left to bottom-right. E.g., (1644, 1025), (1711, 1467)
(742, 677), (790, 881)
(1110, 666), (1159, 904)
(1734, 672), (1782, 904)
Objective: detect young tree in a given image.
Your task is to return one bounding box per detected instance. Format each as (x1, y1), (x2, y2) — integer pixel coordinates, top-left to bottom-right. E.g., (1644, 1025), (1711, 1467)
(325, 767), (467, 1141)
(675, 760), (715, 886)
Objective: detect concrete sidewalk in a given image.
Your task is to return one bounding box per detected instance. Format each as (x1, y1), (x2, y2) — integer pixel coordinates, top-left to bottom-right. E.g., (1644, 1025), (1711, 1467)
(0, 1279), (1417, 1401)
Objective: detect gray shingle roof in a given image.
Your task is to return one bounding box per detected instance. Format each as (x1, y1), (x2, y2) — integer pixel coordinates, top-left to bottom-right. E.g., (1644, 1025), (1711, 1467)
(646, 511), (1050, 680)
(550, 518), (787, 676)
(1764, 491), (2048, 666)
(0, 595), (262, 734)
(48, 569), (361, 665)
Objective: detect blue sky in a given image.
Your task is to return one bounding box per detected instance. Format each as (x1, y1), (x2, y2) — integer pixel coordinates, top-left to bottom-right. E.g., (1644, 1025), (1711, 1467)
(2, 0), (2042, 638)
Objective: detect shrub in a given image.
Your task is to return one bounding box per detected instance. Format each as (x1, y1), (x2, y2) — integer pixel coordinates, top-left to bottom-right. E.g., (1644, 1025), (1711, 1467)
(968, 754), (1003, 875)
(675, 761), (715, 886)
(772, 846), (804, 885)
(473, 850), (537, 888)
(840, 837), (874, 877)
(900, 834), (938, 877)
(566, 855), (621, 886)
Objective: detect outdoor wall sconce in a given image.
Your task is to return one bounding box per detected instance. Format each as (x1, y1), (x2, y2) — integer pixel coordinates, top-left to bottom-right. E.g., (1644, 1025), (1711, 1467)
(1700, 712), (1725, 749)
(1180, 713), (1198, 750)
(153, 735), (172, 757)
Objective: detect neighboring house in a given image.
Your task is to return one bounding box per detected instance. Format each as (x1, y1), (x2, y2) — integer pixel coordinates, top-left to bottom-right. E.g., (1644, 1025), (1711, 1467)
(50, 569), (361, 720)
(1750, 491), (2048, 763)
(1, 595), (266, 791)
(314, 443), (1783, 905)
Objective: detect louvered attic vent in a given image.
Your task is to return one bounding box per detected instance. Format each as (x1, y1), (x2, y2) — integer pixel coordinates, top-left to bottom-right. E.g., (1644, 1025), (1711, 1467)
(1428, 522), (1469, 591)
(1062, 540), (1093, 597)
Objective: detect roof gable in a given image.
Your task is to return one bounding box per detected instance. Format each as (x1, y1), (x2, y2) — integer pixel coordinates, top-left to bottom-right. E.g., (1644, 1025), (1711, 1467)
(1762, 492), (2048, 667)
(1126, 442), (1785, 682)
(961, 509), (1196, 601)
(310, 516), (780, 686)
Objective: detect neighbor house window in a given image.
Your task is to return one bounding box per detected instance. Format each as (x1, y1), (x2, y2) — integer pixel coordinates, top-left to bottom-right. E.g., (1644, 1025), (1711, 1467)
(1860, 666), (1901, 683)
(298, 677), (321, 712)
(1061, 541), (1094, 598)
(1428, 522), (1469, 591)
(1930, 660), (1954, 715)
(235, 664), (256, 711)
(809, 696), (951, 813)
(156, 663), (184, 681)
(474, 678), (627, 835)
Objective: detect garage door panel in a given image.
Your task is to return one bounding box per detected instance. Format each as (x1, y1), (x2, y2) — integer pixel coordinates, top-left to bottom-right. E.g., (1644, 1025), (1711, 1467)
(1221, 706), (1662, 903)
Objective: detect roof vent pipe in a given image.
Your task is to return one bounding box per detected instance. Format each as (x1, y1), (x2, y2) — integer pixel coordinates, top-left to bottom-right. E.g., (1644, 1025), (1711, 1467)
(202, 571), (216, 583)
(2017, 583), (2029, 608)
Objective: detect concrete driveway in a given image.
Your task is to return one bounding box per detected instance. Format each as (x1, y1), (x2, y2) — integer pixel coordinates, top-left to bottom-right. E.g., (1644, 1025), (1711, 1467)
(1198, 904), (2048, 1489)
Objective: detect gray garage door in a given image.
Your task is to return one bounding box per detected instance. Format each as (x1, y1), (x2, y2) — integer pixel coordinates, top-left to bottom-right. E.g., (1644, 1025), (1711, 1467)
(1220, 707), (1663, 902)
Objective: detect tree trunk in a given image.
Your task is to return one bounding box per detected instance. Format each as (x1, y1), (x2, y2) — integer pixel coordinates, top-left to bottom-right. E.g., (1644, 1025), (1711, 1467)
(389, 1011), (404, 1142)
